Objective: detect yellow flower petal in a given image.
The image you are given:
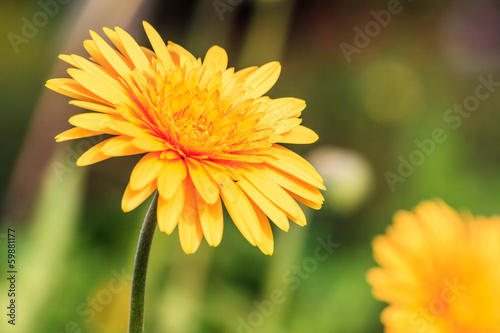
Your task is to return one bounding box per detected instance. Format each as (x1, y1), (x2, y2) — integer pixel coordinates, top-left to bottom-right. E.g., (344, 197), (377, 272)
(121, 181), (156, 212)
(68, 113), (119, 132)
(167, 41), (196, 67)
(178, 178), (203, 254)
(252, 203), (274, 255)
(115, 27), (151, 74)
(55, 127), (102, 142)
(221, 183), (261, 246)
(233, 66), (258, 81)
(265, 165), (324, 206)
(67, 68), (125, 104)
(106, 120), (148, 138)
(187, 159), (219, 205)
(242, 61), (281, 99)
(70, 54), (123, 91)
(260, 97), (306, 124)
(157, 158), (187, 200)
(76, 138), (113, 166)
(46, 78), (107, 104)
(101, 136), (145, 157)
(131, 137), (167, 152)
(287, 190), (322, 210)
(142, 21), (175, 69)
(274, 118), (302, 135)
(83, 39), (118, 76)
(264, 146), (325, 190)
(129, 152), (163, 191)
(204, 163), (239, 204)
(197, 192), (223, 247)
(59, 54), (79, 68)
(90, 30), (132, 80)
(157, 180), (185, 234)
(275, 125), (319, 144)
(203, 46), (228, 73)
(242, 166), (303, 225)
(69, 100), (117, 114)
(238, 177), (289, 232)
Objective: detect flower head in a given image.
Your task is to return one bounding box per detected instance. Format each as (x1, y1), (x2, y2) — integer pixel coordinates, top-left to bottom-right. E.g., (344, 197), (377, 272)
(47, 22), (324, 254)
(367, 200), (500, 332)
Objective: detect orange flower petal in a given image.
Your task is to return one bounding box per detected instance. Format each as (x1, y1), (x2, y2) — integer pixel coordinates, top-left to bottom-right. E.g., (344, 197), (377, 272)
(121, 181), (156, 212)
(242, 61), (281, 99)
(178, 178), (203, 254)
(238, 177), (289, 232)
(187, 159), (219, 205)
(129, 152), (163, 191)
(197, 192), (223, 247)
(157, 180), (185, 234)
(55, 127), (102, 142)
(221, 183), (262, 246)
(157, 158), (187, 200)
(203, 46), (228, 73)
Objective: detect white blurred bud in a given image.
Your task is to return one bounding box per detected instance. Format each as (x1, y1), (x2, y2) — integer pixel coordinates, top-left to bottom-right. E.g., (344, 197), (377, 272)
(308, 146), (374, 215)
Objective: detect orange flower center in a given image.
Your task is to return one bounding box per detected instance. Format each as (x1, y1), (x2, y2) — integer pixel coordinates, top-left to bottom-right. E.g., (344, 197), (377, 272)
(127, 64), (270, 159)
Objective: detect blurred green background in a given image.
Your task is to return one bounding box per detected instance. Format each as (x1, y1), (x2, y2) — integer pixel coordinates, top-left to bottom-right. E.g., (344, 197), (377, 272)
(2, 0), (500, 332)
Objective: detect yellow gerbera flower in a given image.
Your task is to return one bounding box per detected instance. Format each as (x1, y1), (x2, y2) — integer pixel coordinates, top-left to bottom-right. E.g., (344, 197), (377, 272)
(367, 200), (500, 332)
(47, 22), (324, 255)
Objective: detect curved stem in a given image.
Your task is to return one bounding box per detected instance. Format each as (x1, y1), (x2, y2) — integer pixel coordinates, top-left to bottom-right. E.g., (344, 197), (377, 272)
(128, 191), (159, 333)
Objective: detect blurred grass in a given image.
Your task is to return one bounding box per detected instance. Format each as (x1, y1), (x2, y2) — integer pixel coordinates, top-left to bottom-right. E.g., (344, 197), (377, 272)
(2, 0), (500, 332)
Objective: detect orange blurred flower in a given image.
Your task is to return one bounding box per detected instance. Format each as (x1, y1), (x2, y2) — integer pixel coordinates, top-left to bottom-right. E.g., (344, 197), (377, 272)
(368, 200), (500, 332)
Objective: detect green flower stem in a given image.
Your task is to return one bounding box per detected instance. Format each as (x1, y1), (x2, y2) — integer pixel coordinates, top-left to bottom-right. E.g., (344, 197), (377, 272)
(128, 191), (159, 333)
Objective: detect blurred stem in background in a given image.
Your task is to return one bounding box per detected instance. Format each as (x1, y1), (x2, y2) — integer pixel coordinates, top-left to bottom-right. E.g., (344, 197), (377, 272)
(2, 0), (150, 223)
(238, 0), (296, 68)
(0, 146), (84, 333)
(261, 225), (309, 333)
(239, 0), (300, 332)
